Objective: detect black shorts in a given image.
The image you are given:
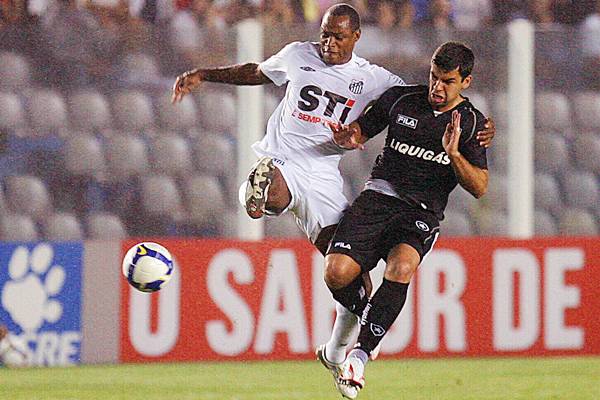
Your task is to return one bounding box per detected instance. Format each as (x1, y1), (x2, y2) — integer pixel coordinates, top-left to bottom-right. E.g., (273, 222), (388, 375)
(327, 190), (440, 272)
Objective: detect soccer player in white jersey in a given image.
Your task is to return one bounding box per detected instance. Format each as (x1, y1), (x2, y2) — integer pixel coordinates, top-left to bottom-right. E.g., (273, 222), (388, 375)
(172, 3), (495, 395)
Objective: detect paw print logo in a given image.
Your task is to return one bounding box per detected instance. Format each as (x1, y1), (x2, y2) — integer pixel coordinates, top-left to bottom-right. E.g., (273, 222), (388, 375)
(1, 244), (66, 333)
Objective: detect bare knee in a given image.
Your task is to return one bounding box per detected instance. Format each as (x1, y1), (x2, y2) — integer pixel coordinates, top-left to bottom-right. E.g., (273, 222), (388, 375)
(265, 167), (291, 213)
(324, 254), (361, 290)
(385, 244), (421, 283)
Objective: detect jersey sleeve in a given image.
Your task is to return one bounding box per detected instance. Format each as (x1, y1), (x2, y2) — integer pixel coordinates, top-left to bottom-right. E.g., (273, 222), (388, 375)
(459, 108), (488, 169)
(258, 42), (300, 86)
(357, 86), (404, 138)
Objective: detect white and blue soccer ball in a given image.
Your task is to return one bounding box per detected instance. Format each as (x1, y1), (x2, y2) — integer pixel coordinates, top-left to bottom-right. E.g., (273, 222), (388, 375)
(122, 242), (174, 293)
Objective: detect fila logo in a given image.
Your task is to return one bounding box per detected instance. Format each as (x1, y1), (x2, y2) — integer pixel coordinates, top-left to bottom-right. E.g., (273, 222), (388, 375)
(349, 79), (364, 94)
(300, 66), (316, 72)
(334, 242), (352, 250)
(396, 114), (418, 129)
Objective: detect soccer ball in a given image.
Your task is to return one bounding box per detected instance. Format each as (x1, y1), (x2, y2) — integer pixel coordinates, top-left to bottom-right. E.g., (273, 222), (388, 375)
(122, 242), (174, 293)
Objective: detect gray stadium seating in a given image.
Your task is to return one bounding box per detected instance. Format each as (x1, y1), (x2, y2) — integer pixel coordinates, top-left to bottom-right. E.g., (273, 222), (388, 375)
(558, 208), (599, 235)
(534, 172), (562, 215)
(68, 90), (111, 131)
(5, 175), (52, 220)
(219, 210), (238, 238)
(26, 89), (68, 134)
(157, 92), (198, 131)
(140, 175), (184, 218)
(111, 91), (154, 131)
(44, 212), (83, 241)
(561, 171), (599, 209)
(0, 92), (25, 129)
(534, 209), (558, 236)
(121, 53), (161, 79)
(441, 210), (474, 236)
(195, 90), (236, 133)
(446, 186), (478, 216)
(467, 91), (491, 117)
(475, 209), (508, 236)
(573, 134), (600, 174)
(572, 92), (600, 130)
(86, 212), (127, 239)
(265, 213), (305, 239)
(339, 149), (370, 197)
(150, 133), (194, 175)
(105, 135), (149, 179)
(535, 133), (570, 174)
(184, 174), (226, 226)
(193, 134), (236, 198)
(535, 91), (571, 131)
(482, 174), (507, 212)
(64, 135), (106, 177)
(0, 214), (38, 241)
(0, 52), (30, 89)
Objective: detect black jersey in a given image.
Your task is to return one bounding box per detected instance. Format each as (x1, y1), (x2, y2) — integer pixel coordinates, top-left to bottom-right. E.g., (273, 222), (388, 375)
(357, 85), (488, 220)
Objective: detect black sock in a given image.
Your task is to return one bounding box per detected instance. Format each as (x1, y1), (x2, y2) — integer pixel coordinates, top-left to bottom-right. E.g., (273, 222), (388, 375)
(329, 276), (369, 317)
(356, 278), (409, 355)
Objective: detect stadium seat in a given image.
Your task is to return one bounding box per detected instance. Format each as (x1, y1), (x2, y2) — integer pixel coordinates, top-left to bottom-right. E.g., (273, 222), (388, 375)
(0, 52), (30, 89)
(572, 92), (600, 130)
(0, 214), (38, 241)
(467, 91), (490, 117)
(193, 134), (237, 199)
(218, 210), (238, 237)
(534, 172), (562, 215)
(111, 91), (154, 132)
(86, 212), (128, 239)
(446, 186), (478, 215)
(492, 92), (508, 129)
(195, 90), (236, 133)
(265, 213), (305, 238)
(534, 209), (558, 236)
(561, 171), (599, 210)
(0, 92), (25, 129)
(482, 174), (507, 212)
(121, 53), (161, 79)
(440, 210), (474, 236)
(140, 175), (184, 218)
(149, 133), (194, 175)
(157, 92), (197, 131)
(183, 174), (226, 226)
(475, 209), (508, 236)
(264, 92), (281, 122)
(68, 90), (111, 131)
(26, 89), (68, 134)
(534, 133), (570, 174)
(44, 212), (83, 241)
(105, 135), (149, 179)
(558, 208), (599, 235)
(64, 135), (106, 177)
(4, 175), (52, 220)
(573, 134), (600, 174)
(535, 91), (570, 131)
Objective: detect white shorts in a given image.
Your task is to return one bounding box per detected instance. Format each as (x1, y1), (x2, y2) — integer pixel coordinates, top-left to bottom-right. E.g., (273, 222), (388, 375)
(238, 156), (349, 243)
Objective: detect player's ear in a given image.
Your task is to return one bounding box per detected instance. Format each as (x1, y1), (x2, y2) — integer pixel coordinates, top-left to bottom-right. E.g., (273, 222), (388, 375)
(353, 28), (361, 42)
(461, 75), (472, 90)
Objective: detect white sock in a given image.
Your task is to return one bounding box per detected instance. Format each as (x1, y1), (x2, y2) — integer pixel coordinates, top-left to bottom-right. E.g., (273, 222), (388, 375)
(325, 302), (359, 364)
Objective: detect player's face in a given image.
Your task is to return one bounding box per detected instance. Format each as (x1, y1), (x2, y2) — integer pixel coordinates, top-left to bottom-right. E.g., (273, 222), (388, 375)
(428, 63), (472, 112)
(319, 14), (360, 65)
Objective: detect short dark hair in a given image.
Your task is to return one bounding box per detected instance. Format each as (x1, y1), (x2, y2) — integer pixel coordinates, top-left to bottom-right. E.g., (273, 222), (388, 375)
(432, 42), (474, 80)
(325, 3), (361, 32)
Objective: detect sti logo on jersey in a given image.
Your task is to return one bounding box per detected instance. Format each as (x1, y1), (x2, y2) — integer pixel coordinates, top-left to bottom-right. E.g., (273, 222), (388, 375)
(297, 85), (356, 124)
(348, 79), (364, 94)
(397, 114), (418, 129)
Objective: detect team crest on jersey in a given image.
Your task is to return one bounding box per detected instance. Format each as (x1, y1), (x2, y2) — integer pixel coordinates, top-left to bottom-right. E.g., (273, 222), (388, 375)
(397, 114), (418, 129)
(415, 220), (430, 232)
(300, 66), (316, 72)
(348, 79), (364, 94)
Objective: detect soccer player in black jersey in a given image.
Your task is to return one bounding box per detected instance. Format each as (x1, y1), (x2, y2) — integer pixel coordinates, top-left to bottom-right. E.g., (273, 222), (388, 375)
(323, 41), (488, 398)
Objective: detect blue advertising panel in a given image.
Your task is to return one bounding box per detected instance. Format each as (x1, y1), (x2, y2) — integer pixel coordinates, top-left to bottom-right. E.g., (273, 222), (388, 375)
(0, 242), (83, 366)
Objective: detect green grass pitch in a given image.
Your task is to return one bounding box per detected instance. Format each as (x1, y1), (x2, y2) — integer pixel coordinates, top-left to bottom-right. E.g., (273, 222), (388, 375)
(2, 357), (599, 399)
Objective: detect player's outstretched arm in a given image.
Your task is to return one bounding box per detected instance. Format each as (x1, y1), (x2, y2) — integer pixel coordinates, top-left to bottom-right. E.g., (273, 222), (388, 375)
(171, 63), (272, 103)
(476, 117), (495, 148)
(443, 110), (488, 198)
(329, 121), (367, 150)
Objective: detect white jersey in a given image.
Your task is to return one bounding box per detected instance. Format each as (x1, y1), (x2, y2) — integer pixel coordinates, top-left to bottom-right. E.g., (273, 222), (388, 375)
(255, 41), (404, 170)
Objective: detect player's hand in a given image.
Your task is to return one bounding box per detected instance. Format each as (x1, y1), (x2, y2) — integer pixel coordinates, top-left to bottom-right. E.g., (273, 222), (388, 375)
(442, 110), (461, 158)
(328, 121), (364, 150)
(476, 117), (495, 148)
(171, 69), (202, 104)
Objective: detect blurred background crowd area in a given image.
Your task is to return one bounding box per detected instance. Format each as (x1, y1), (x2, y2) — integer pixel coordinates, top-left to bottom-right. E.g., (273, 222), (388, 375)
(0, 0), (599, 241)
